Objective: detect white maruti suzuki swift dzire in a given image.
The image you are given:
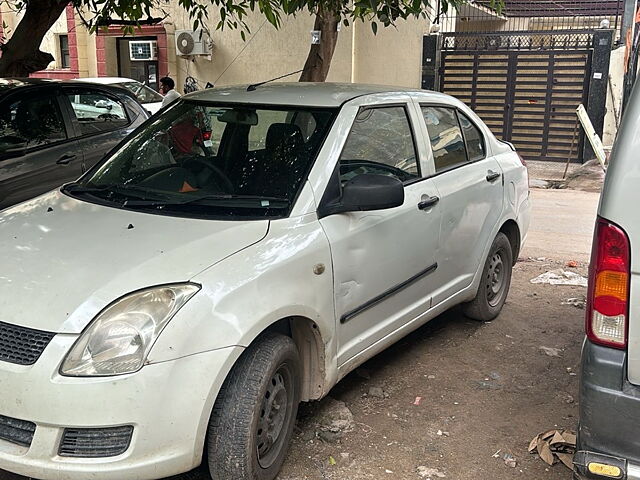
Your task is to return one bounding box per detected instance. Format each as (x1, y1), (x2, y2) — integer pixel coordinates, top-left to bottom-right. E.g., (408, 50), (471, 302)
(0, 83), (530, 480)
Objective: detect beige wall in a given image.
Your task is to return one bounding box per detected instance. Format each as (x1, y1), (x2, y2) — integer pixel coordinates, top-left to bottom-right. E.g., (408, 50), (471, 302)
(351, 18), (426, 87)
(163, 6), (428, 90)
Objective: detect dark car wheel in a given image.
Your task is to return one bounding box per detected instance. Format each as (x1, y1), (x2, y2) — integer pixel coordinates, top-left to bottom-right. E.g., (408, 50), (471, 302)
(207, 333), (301, 480)
(463, 232), (513, 321)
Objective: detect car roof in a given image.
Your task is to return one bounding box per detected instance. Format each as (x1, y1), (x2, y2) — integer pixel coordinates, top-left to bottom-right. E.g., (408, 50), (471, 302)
(77, 77), (140, 85)
(0, 77), (139, 98)
(185, 82), (449, 108)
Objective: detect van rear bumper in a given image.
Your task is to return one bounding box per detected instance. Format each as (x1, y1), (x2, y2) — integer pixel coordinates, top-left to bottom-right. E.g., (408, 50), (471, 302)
(574, 339), (640, 479)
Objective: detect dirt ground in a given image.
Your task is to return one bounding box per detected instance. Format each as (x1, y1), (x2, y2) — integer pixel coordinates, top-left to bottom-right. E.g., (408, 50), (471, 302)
(275, 257), (586, 480)
(1, 188), (597, 480)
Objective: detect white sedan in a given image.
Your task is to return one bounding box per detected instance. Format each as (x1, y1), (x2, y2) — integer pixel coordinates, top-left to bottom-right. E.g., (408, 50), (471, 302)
(77, 76), (164, 114)
(0, 83), (530, 480)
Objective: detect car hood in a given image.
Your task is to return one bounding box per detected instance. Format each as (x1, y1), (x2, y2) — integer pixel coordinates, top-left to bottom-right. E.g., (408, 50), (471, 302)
(0, 191), (269, 334)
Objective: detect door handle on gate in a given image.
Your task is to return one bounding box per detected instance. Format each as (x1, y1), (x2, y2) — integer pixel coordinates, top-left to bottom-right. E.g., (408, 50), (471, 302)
(56, 154), (77, 165)
(486, 170), (501, 182)
(418, 196), (440, 210)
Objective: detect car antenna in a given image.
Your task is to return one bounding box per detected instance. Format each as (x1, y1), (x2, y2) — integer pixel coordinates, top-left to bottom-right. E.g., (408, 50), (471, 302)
(247, 69), (304, 92)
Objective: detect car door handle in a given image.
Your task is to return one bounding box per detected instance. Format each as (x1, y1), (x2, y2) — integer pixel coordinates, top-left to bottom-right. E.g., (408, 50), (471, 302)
(486, 170), (501, 182)
(418, 196), (440, 210)
(56, 154), (77, 165)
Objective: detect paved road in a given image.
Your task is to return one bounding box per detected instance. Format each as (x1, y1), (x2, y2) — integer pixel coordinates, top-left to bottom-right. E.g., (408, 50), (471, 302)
(523, 188), (600, 263)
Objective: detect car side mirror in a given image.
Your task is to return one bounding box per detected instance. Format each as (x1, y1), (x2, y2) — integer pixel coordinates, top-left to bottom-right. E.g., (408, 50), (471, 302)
(321, 174), (404, 216)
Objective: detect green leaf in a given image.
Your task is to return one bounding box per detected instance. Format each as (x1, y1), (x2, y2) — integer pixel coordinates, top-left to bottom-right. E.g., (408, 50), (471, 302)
(371, 21), (377, 34)
(240, 30), (246, 41)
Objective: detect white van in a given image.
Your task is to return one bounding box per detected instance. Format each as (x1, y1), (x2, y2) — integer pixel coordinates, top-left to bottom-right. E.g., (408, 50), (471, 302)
(574, 80), (640, 479)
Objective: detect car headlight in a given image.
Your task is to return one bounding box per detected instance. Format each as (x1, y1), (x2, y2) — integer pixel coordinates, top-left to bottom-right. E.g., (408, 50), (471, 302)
(60, 284), (200, 377)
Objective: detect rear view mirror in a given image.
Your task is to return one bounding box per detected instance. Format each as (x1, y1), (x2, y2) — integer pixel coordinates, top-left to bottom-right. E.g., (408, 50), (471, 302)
(321, 174), (404, 216)
(219, 109), (258, 126)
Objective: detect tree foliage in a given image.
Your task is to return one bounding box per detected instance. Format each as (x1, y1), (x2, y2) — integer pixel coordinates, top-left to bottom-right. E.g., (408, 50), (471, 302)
(0, 0), (502, 77)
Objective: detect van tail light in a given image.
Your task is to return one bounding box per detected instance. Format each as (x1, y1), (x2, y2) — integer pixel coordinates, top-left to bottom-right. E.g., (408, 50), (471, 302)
(586, 217), (630, 349)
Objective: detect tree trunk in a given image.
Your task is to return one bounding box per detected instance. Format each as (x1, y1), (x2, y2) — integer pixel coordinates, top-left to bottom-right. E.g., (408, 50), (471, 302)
(0, 0), (69, 76)
(299, 8), (339, 82)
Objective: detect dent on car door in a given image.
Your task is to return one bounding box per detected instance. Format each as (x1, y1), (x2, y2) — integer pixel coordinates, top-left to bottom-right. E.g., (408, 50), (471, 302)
(319, 103), (443, 368)
(0, 90), (83, 210)
(420, 105), (504, 305)
(63, 88), (135, 171)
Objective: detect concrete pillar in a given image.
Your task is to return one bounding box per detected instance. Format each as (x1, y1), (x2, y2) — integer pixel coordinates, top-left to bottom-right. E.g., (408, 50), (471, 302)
(584, 29), (614, 162)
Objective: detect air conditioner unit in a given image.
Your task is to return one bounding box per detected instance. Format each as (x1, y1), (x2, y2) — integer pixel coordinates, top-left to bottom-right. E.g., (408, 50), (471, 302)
(175, 29), (211, 56)
(129, 40), (158, 61)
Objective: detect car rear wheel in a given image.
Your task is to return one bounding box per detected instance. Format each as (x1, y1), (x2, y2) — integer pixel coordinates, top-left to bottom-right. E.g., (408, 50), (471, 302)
(463, 232), (513, 321)
(207, 333), (300, 480)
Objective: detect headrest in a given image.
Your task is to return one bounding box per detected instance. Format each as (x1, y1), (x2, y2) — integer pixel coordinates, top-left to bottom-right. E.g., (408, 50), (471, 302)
(265, 123), (303, 153)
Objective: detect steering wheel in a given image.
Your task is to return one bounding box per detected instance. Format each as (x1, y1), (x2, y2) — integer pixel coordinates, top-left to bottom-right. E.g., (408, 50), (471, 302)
(182, 157), (235, 193)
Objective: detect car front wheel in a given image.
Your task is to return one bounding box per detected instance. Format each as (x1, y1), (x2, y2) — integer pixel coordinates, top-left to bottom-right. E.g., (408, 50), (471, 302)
(207, 333), (301, 480)
(463, 232), (513, 321)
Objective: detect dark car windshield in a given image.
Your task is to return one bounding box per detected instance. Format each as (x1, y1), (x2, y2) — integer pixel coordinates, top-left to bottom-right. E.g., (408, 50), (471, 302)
(118, 82), (163, 104)
(64, 100), (336, 219)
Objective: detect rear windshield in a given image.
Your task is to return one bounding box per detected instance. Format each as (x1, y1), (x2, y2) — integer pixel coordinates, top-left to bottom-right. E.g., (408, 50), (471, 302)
(118, 82), (163, 104)
(64, 100), (336, 219)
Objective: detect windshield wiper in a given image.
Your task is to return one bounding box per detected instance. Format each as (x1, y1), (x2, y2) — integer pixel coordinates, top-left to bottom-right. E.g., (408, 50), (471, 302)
(124, 193), (291, 209)
(62, 182), (172, 202)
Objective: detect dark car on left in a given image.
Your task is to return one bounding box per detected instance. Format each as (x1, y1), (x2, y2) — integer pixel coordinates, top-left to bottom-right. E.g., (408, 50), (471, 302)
(0, 78), (149, 210)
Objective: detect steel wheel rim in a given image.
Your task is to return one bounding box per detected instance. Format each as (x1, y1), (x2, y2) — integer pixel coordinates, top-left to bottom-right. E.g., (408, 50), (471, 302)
(256, 365), (292, 469)
(486, 250), (505, 307)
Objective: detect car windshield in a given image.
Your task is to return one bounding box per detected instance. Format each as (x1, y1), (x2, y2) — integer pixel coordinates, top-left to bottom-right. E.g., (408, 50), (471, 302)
(118, 82), (163, 104)
(64, 100), (336, 219)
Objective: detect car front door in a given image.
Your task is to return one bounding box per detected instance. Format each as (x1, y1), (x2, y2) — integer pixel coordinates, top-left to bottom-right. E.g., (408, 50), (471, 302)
(319, 101), (442, 368)
(62, 87), (137, 172)
(417, 104), (504, 306)
(0, 88), (83, 210)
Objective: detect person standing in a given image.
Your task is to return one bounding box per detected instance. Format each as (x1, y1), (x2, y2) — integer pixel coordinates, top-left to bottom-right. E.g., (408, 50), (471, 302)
(160, 76), (181, 107)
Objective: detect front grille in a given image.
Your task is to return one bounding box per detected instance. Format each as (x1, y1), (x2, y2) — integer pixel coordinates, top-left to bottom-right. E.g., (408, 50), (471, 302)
(0, 321), (56, 366)
(0, 414), (36, 447)
(59, 426), (134, 457)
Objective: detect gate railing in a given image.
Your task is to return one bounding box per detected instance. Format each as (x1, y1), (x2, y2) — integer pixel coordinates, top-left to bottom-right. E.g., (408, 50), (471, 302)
(435, 0), (624, 41)
(441, 31), (596, 52)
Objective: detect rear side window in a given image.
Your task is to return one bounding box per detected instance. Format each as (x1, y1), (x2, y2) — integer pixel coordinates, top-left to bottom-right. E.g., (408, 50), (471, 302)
(421, 106), (467, 173)
(0, 95), (67, 154)
(66, 90), (129, 136)
(339, 106), (419, 184)
(458, 112), (486, 162)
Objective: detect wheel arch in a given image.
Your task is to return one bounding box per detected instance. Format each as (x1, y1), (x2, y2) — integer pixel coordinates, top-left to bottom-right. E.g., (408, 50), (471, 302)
(260, 316), (326, 402)
(499, 219), (521, 266)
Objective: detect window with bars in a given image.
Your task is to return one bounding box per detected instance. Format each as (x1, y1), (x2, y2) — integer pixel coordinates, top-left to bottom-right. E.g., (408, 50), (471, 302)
(59, 35), (70, 69)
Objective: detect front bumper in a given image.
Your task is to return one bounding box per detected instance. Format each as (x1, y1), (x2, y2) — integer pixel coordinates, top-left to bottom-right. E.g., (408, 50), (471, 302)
(0, 334), (242, 480)
(574, 339), (640, 480)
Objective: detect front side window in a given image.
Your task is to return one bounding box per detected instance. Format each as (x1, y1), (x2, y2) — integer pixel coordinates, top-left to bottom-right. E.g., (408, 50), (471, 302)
(63, 101), (336, 219)
(66, 90), (129, 136)
(422, 106), (468, 173)
(0, 94), (67, 155)
(339, 106), (419, 184)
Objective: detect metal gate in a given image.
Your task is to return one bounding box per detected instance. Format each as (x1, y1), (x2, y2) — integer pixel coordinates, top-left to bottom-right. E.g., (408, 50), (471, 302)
(438, 31), (594, 162)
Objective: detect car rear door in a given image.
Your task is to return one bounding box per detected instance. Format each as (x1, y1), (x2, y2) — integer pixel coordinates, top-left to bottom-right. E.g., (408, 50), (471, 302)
(0, 86), (84, 210)
(319, 98), (442, 368)
(61, 86), (142, 172)
(415, 102), (504, 306)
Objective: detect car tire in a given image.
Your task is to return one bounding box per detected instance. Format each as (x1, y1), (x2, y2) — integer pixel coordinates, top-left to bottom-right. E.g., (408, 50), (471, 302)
(463, 232), (513, 322)
(207, 333), (301, 480)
